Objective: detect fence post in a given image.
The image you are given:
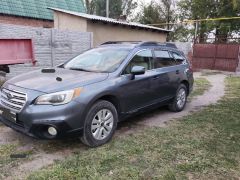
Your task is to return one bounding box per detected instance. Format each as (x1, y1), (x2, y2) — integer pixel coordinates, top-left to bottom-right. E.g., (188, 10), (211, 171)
(236, 46), (240, 74)
(50, 29), (55, 67)
(212, 44), (218, 70)
(90, 32), (93, 48)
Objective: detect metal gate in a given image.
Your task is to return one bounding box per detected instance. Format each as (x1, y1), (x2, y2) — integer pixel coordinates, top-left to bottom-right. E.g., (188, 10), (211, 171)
(192, 44), (240, 72)
(0, 39), (35, 65)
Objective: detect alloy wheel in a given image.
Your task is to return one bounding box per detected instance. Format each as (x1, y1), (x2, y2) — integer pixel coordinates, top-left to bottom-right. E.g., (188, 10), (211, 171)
(91, 109), (114, 140)
(177, 88), (186, 109)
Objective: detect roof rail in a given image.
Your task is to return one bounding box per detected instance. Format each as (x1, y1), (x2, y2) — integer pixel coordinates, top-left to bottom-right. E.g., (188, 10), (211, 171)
(100, 41), (178, 49)
(139, 42), (160, 46)
(165, 42), (177, 49)
(101, 41), (142, 45)
(139, 42), (177, 49)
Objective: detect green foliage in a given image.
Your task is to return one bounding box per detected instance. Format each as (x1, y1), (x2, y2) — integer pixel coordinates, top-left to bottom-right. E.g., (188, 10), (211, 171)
(178, 0), (240, 41)
(169, 25), (195, 42)
(136, 0), (176, 30)
(137, 2), (162, 25)
(135, 0), (240, 41)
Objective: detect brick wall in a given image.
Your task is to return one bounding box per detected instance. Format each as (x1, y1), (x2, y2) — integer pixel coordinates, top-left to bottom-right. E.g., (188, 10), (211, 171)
(0, 15), (53, 28)
(0, 23), (93, 77)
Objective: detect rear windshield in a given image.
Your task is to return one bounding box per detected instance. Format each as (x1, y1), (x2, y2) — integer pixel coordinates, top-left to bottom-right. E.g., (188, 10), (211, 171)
(64, 47), (130, 73)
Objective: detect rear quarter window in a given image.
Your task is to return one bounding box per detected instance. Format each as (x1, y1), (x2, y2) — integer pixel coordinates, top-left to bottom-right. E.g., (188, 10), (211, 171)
(171, 52), (186, 65)
(154, 50), (176, 68)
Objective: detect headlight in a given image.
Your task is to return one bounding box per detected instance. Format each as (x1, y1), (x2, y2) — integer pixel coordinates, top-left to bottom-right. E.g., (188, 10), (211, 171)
(35, 88), (82, 105)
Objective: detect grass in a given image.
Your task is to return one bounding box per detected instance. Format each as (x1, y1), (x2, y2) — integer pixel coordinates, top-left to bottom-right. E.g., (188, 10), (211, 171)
(189, 77), (211, 100)
(27, 77), (240, 180)
(0, 143), (33, 179)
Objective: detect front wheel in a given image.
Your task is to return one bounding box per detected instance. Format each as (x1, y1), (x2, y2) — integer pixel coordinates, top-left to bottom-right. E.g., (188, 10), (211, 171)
(168, 84), (188, 112)
(81, 100), (118, 147)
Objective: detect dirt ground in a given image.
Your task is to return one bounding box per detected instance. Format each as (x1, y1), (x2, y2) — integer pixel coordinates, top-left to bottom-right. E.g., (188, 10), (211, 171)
(0, 71), (227, 179)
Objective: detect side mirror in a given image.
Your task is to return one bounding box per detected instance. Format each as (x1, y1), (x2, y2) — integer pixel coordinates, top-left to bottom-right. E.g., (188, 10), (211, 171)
(131, 66), (145, 76)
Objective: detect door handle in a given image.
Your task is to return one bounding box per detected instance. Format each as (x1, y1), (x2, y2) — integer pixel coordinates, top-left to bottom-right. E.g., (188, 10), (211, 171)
(176, 70), (180, 74)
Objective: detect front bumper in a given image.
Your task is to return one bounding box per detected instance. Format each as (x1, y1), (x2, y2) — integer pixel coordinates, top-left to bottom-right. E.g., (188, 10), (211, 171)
(0, 110), (84, 139)
(0, 85), (86, 139)
(0, 102), (85, 139)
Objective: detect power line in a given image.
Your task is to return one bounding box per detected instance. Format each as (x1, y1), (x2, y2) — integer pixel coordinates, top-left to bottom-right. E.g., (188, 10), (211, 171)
(148, 16), (240, 26)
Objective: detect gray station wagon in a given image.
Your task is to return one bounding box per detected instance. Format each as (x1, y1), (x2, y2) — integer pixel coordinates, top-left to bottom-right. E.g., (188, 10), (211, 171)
(0, 41), (194, 147)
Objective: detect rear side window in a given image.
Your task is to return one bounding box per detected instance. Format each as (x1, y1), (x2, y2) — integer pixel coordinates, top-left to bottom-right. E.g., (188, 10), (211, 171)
(171, 52), (186, 65)
(123, 50), (154, 74)
(154, 50), (176, 68)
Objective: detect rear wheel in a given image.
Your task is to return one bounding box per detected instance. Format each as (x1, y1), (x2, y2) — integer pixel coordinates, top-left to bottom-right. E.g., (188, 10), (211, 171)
(81, 100), (118, 147)
(168, 84), (187, 112)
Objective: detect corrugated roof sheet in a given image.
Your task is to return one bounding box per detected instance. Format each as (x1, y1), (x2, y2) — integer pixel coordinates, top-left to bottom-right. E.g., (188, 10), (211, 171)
(0, 0), (85, 20)
(49, 8), (171, 33)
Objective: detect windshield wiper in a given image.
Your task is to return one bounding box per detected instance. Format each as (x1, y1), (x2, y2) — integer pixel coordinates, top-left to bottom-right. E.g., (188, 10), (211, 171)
(69, 67), (93, 72)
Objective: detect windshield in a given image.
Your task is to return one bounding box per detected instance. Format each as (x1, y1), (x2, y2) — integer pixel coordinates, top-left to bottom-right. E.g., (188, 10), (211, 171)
(64, 47), (130, 73)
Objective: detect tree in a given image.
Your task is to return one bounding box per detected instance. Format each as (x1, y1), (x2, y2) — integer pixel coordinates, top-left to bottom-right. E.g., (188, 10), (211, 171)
(135, 0), (177, 41)
(84, 0), (137, 19)
(178, 0), (240, 42)
(84, 0), (96, 14)
(136, 0), (176, 29)
(136, 2), (162, 25)
(158, 0), (176, 30)
(169, 25), (195, 42)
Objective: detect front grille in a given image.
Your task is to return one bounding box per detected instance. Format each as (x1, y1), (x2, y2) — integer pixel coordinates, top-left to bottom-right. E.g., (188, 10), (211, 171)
(0, 88), (27, 112)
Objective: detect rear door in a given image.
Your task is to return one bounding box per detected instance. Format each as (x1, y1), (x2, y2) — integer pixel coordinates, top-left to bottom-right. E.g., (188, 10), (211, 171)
(170, 50), (194, 89)
(152, 49), (179, 101)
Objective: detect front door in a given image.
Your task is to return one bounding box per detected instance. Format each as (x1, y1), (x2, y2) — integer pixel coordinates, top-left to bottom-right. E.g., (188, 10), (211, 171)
(117, 49), (157, 113)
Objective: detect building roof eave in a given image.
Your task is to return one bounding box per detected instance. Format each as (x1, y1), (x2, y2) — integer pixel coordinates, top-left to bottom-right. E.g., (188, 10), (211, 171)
(48, 7), (172, 33)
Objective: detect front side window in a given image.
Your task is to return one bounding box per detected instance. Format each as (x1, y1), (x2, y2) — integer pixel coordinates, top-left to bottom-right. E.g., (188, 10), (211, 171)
(154, 50), (176, 68)
(124, 50), (154, 74)
(64, 47), (130, 73)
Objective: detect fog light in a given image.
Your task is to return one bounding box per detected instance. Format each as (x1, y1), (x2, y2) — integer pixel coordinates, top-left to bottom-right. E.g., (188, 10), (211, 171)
(48, 127), (57, 136)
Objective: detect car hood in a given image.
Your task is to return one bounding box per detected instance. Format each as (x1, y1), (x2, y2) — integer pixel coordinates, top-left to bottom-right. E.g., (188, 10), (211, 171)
(7, 68), (109, 93)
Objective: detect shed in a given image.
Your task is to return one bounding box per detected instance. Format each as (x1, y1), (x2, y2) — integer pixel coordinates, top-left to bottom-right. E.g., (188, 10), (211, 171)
(50, 8), (171, 46)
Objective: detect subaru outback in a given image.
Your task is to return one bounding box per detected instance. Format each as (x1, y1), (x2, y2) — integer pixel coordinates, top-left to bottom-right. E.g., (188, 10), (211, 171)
(0, 41), (194, 147)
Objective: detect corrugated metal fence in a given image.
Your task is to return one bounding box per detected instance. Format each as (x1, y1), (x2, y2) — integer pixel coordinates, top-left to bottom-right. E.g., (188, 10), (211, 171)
(192, 44), (240, 72)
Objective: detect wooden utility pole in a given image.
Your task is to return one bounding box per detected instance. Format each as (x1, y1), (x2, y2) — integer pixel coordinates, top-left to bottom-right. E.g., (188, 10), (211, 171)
(106, 0), (109, 17)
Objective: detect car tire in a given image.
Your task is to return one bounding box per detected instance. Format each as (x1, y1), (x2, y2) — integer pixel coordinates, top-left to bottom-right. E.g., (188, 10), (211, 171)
(81, 100), (118, 147)
(168, 84), (188, 112)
